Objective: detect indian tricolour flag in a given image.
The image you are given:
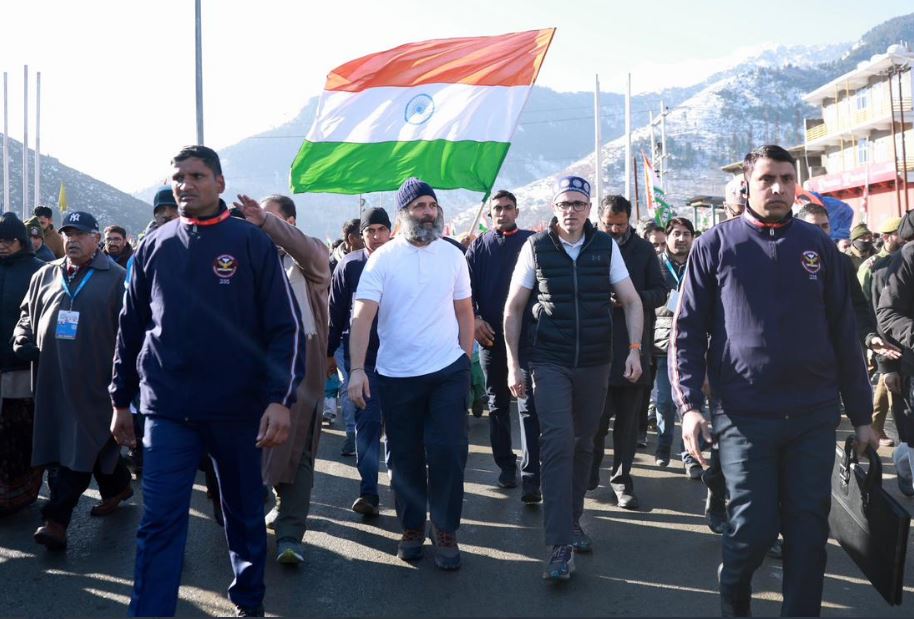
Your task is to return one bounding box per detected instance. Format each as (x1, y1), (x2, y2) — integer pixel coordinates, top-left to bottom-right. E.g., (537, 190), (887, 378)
(642, 152), (672, 227)
(290, 29), (555, 195)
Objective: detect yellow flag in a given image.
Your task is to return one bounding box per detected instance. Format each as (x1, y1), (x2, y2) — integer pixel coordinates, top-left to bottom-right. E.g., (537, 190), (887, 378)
(58, 183), (68, 213)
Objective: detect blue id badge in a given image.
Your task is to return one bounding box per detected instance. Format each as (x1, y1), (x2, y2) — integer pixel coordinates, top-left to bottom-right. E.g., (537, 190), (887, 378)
(56, 310), (80, 340)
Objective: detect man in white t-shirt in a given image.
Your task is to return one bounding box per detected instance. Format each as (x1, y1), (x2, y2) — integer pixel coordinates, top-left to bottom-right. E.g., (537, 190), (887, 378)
(504, 175), (644, 582)
(348, 177), (474, 571)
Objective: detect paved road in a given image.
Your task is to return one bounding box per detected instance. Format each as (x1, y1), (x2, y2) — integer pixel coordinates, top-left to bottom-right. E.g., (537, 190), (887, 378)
(1, 411), (913, 617)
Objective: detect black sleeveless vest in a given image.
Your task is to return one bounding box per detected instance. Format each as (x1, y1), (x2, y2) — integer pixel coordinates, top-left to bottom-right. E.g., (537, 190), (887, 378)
(529, 219), (614, 368)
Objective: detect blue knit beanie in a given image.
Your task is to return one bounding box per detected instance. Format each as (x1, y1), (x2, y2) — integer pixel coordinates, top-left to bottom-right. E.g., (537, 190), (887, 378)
(396, 177), (437, 210)
(553, 175), (591, 202)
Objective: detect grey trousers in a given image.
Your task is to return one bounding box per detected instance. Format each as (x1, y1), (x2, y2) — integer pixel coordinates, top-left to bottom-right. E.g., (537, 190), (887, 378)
(273, 425), (317, 542)
(530, 361), (611, 546)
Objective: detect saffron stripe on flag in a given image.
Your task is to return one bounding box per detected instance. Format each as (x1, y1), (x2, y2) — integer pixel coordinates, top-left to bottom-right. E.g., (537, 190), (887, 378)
(326, 29), (554, 92)
(290, 139), (511, 194)
(306, 84), (531, 144)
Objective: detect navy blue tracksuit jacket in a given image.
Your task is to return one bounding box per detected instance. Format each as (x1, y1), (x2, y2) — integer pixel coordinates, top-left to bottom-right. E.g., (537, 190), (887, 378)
(110, 204), (305, 419)
(671, 210), (871, 424)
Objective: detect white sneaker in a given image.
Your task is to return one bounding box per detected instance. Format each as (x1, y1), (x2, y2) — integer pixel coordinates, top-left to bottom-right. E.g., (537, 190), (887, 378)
(322, 397), (337, 425)
(894, 442), (914, 496)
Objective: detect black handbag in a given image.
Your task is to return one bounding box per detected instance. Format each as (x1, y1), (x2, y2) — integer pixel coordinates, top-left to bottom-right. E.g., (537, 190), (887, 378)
(829, 436), (911, 605)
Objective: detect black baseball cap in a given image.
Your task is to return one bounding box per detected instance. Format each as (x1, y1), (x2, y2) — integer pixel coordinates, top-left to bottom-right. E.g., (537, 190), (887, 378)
(59, 211), (100, 234)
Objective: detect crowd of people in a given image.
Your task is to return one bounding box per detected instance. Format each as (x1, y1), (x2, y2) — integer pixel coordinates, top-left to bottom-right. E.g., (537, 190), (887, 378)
(0, 142), (909, 617)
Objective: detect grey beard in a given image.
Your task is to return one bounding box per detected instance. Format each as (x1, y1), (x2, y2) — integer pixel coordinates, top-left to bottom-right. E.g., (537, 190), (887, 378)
(400, 210), (444, 244)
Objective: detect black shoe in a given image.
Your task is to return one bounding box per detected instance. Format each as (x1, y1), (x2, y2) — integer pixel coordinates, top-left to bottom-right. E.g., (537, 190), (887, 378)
(212, 499), (225, 528)
(587, 468), (600, 491)
(766, 537), (783, 560)
(721, 597), (751, 617)
(340, 432), (356, 457)
(235, 605), (264, 617)
(704, 488), (727, 534)
(471, 398), (485, 418)
(521, 483), (542, 505)
(685, 462), (704, 480)
(637, 430), (648, 449)
(612, 485), (640, 510)
(497, 468), (518, 489)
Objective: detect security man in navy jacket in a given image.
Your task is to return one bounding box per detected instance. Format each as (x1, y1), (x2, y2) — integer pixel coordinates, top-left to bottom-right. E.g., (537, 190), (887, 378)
(109, 145), (305, 617)
(673, 145), (876, 617)
(465, 189), (540, 500)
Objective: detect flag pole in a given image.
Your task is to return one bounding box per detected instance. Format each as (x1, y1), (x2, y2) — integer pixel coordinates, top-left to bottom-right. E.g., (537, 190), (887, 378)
(624, 72), (631, 202)
(632, 154), (640, 221)
(465, 192), (491, 237)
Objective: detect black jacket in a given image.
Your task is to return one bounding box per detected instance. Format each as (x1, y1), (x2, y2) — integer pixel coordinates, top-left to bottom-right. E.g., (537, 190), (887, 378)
(610, 230), (667, 386)
(0, 251), (44, 372)
(876, 243), (914, 377)
(529, 219), (615, 368)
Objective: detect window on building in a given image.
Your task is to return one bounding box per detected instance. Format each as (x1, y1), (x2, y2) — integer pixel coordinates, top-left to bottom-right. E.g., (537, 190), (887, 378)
(856, 87), (869, 111)
(858, 138), (870, 165)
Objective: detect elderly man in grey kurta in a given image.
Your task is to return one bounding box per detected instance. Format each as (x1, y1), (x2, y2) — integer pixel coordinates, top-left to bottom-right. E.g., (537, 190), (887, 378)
(13, 211), (132, 551)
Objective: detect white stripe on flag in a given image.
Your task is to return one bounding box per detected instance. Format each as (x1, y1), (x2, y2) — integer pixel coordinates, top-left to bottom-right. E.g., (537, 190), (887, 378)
(306, 83), (531, 144)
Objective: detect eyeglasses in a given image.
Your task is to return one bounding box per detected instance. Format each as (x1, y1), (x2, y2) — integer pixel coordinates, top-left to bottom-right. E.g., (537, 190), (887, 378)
(554, 201), (589, 212)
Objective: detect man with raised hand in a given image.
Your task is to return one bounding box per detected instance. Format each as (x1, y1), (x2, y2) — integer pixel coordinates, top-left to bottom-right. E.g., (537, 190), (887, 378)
(673, 145), (875, 616)
(504, 175), (643, 582)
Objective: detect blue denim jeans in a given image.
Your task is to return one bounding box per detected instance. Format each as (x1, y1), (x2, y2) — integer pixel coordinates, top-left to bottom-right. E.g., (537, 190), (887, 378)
(354, 367), (384, 498)
(130, 416), (265, 616)
(654, 355), (676, 457)
(335, 347), (356, 433)
(377, 355), (470, 532)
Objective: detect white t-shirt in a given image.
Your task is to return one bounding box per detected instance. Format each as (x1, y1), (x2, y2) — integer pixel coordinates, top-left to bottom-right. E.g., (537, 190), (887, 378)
(510, 233), (630, 290)
(355, 236), (472, 377)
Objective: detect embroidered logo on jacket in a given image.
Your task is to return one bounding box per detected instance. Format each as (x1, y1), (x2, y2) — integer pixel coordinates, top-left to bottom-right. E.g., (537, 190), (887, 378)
(801, 250), (821, 276)
(213, 255), (238, 282)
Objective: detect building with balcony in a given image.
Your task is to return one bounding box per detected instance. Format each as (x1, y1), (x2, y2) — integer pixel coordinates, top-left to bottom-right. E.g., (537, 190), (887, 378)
(802, 44), (914, 230)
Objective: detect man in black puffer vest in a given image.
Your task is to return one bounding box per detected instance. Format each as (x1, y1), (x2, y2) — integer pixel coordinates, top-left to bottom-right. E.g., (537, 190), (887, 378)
(505, 176), (644, 582)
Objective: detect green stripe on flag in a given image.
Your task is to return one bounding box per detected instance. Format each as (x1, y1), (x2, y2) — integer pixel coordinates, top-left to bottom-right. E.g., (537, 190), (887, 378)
(290, 139), (511, 195)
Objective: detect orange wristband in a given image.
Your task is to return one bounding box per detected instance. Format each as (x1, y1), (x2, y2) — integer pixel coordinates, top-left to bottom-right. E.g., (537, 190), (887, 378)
(629, 342), (642, 351)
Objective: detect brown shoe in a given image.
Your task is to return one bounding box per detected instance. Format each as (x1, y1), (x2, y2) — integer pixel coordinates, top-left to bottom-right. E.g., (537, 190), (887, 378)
(34, 521), (67, 550)
(89, 484), (134, 517)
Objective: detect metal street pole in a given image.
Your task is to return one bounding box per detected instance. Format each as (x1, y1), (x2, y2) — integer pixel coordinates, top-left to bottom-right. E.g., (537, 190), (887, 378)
(594, 74), (603, 208)
(195, 0), (205, 145)
(624, 73), (631, 202)
(22, 65), (29, 220)
(34, 71), (41, 209)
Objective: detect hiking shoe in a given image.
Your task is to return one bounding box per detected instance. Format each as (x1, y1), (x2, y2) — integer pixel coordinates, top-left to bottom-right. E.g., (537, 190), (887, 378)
(340, 432), (356, 457)
(705, 488), (727, 534)
(34, 520), (67, 551)
(497, 468), (518, 489)
(90, 484), (134, 517)
(542, 544), (575, 581)
(571, 523), (592, 553)
(351, 494), (380, 517)
(397, 528), (424, 562)
(429, 524), (461, 570)
(275, 537), (305, 565)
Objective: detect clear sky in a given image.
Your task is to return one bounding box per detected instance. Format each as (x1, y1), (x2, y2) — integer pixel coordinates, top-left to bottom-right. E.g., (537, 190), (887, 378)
(1, 0), (912, 194)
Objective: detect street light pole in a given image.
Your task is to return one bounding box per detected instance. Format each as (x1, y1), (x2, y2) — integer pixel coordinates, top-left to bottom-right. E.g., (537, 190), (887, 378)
(195, 0), (204, 145)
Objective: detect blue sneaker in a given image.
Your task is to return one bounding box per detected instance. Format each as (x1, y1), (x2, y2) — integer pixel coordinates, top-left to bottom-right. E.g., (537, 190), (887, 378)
(571, 523), (592, 553)
(543, 544), (575, 581)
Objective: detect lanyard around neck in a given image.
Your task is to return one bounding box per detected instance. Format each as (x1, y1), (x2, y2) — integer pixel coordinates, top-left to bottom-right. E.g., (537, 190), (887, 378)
(663, 255), (683, 287)
(60, 268), (95, 303)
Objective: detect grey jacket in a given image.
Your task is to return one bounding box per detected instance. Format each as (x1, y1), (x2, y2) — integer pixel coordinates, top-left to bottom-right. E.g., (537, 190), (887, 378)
(14, 252), (125, 473)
